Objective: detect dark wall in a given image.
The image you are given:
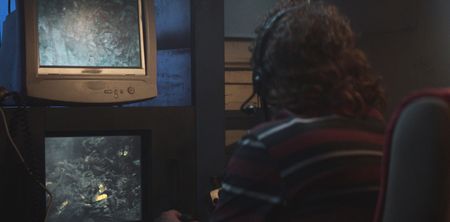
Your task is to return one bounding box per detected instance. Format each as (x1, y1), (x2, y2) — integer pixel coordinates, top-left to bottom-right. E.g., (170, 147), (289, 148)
(311, 0), (450, 116)
(349, 0), (450, 115)
(225, 0), (276, 38)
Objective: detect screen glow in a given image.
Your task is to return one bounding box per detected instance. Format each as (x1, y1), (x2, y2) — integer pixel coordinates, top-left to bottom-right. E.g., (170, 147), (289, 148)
(38, 0), (142, 68)
(45, 135), (142, 222)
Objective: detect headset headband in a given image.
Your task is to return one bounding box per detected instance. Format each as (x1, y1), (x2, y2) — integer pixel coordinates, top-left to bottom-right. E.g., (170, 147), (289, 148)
(242, 1), (311, 118)
(252, 1), (311, 96)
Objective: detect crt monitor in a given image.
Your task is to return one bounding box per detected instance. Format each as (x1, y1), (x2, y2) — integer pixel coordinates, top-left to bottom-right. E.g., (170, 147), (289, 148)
(45, 132), (149, 222)
(23, 0), (157, 103)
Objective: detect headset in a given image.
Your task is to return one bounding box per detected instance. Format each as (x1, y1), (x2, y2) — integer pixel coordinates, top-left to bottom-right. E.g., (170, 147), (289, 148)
(241, 1), (311, 118)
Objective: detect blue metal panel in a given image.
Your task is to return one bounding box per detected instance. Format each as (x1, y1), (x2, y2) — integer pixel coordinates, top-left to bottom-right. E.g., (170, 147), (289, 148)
(0, 11), (23, 93)
(129, 0), (192, 106)
(155, 0), (191, 50)
(126, 48), (191, 107)
(0, 0), (16, 44)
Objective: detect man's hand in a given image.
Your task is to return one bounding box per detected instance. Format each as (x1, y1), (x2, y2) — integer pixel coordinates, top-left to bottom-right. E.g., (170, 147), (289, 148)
(155, 210), (182, 222)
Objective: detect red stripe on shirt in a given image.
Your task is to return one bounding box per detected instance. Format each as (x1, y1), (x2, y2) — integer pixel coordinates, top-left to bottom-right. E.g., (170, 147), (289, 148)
(226, 156), (281, 184)
(268, 128), (384, 159)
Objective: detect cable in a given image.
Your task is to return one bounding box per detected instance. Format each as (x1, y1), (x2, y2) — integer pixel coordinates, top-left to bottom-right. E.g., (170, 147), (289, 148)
(240, 91), (271, 120)
(240, 92), (258, 114)
(0, 106), (53, 222)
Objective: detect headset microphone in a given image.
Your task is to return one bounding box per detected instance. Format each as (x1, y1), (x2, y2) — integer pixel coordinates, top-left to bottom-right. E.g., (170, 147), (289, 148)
(240, 92), (258, 115)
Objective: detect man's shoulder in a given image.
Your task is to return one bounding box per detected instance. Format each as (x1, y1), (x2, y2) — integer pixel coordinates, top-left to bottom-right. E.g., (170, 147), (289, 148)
(247, 115), (340, 142)
(239, 115), (338, 151)
(240, 113), (385, 153)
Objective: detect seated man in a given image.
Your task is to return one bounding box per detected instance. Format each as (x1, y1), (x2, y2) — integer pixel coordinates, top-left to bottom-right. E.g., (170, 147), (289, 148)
(158, 0), (386, 221)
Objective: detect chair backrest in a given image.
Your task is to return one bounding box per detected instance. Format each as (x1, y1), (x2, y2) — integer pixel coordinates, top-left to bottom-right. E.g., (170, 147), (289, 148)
(374, 89), (450, 222)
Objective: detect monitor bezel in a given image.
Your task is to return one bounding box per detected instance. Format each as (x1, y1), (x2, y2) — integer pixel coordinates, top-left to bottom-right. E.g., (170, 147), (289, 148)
(44, 130), (151, 222)
(23, 0), (157, 103)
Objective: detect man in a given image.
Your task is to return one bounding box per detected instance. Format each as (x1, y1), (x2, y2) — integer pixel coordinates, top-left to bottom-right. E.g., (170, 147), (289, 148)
(158, 1), (386, 221)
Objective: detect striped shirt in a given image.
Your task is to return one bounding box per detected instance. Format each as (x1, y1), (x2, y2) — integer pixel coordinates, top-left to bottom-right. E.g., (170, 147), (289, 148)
(211, 110), (385, 222)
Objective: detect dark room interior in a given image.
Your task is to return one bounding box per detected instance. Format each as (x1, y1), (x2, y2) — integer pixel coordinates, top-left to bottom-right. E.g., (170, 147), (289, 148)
(1, 0), (450, 221)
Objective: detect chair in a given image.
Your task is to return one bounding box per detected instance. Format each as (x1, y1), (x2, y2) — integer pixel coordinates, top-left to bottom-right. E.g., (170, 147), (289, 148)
(374, 89), (450, 222)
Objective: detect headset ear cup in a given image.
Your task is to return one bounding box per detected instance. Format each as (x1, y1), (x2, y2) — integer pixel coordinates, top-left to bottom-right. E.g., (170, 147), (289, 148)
(243, 3), (309, 118)
(253, 69), (262, 97)
(253, 71), (259, 96)
(252, 3), (308, 98)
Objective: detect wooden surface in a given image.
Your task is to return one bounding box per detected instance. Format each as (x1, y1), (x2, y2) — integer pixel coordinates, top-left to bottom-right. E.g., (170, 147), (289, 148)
(225, 130), (247, 146)
(224, 40), (252, 70)
(224, 39), (257, 111)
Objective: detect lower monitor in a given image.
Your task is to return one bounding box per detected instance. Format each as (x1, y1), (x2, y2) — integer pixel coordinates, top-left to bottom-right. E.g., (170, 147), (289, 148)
(45, 134), (143, 222)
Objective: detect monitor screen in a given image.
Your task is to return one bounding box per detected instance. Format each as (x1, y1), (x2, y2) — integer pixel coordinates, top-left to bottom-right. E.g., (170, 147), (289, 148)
(24, 0), (157, 103)
(37, 0), (145, 74)
(45, 135), (142, 222)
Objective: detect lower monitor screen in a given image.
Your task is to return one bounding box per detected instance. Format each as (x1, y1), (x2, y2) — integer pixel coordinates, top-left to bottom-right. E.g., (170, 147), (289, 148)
(45, 135), (142, 222)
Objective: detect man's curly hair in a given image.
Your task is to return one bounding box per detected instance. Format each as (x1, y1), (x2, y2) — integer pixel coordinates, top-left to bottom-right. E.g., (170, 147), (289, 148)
(251, 0), (385, 118)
